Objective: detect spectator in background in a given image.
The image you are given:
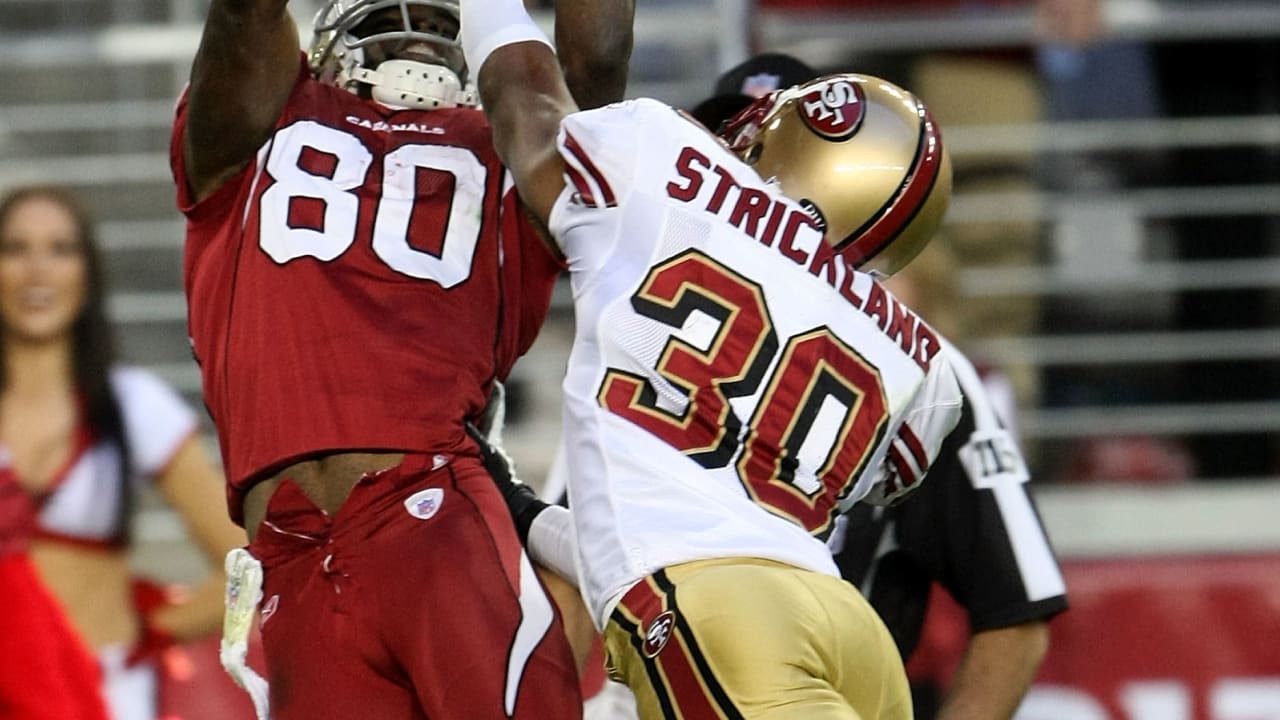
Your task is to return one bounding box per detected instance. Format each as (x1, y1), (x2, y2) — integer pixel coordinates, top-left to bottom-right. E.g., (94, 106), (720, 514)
(1034, 0), (1161, 130)
(764, 0), (1047, 428)
(1149, 23), (1280, 479)
(0, 185), (245, 720)
(0, 518), (110, 719)
(1032, 0), (1215, 485)
(1038, 0), (1280, 482)
(695, 55), (1069, 720)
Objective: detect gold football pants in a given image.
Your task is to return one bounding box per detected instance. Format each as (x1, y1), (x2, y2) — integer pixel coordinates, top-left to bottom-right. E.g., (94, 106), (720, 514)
(604, 557), (911, 720)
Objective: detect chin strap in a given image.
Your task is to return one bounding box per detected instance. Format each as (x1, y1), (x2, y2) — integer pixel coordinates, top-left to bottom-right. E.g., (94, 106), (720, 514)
(221, 548), (272, 720)
(354, 59), (478, 110)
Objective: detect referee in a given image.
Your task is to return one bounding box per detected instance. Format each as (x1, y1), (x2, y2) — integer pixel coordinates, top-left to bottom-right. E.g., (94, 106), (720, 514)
(831, 343), (1068, 720)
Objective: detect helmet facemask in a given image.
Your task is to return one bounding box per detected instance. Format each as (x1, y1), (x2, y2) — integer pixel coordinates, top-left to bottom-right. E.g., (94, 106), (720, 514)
(719, 75), (953, 278)
(308, 0), (478, 110)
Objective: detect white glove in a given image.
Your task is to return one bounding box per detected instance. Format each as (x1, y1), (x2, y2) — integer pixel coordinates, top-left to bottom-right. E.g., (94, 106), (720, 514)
(221, 548), (272, 720)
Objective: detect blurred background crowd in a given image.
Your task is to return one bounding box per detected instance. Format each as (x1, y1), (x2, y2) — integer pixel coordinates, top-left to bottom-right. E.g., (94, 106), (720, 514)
(1, 0), (1277, 718)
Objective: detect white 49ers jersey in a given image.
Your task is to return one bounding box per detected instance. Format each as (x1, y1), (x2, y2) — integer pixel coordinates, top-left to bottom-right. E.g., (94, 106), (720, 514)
(548, 99), (963, 626)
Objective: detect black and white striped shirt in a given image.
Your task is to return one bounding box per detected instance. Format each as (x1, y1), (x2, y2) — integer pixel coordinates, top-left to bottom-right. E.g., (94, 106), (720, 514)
(830, 344), (1068, 657)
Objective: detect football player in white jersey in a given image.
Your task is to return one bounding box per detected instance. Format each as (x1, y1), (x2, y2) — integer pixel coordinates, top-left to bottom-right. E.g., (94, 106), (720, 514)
(696, 55), (1070, 720)
(460, 1), (964, 717)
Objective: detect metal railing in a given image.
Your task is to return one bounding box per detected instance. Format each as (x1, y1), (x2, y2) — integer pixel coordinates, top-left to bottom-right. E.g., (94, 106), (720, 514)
(756, 0), (1280, 58)
(1, 0), (1276, 481)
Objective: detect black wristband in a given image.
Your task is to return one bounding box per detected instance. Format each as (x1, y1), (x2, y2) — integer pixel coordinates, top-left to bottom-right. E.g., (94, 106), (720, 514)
(466, 421), (549, 544)
(507, 485), (550, 545)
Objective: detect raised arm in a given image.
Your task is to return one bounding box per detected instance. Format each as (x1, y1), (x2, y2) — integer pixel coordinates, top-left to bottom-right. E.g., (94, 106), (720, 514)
(554, 0), (634, 110)
(183, 0), (301, 202)
(461, 0), (578, 226)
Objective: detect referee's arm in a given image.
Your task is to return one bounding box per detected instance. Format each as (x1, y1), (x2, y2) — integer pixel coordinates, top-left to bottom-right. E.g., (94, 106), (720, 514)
(835, 343), (1068, 720)
(938, 621), (1050, 720)
(908, 350), (1067, 720)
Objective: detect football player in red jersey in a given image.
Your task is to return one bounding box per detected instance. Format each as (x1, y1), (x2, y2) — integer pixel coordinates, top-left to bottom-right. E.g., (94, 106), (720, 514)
(171, 0), (631, 717)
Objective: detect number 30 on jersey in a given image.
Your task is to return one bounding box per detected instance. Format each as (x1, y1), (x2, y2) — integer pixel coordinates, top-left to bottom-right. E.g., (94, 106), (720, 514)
(599, 250), (891, 536)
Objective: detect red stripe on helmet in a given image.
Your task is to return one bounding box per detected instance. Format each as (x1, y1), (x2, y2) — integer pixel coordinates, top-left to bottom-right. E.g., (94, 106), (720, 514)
(837, 104), (944, 266)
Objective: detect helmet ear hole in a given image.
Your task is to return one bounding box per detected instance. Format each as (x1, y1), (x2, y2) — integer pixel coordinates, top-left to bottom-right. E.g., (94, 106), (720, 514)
(798, 199), (828, 234)
(743, 144), (763, 165)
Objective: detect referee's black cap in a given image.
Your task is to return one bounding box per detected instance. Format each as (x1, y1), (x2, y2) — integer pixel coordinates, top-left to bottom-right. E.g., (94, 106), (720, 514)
(688, 53), (818, 131)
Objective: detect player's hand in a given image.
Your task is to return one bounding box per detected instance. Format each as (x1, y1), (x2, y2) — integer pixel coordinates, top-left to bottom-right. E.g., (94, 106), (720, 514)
(465, 420), (549, 544)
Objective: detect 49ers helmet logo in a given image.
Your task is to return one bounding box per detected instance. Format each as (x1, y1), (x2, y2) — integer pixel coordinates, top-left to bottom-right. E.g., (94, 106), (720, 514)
(797, 79), (866, 141)
(643, 611), (676, 658)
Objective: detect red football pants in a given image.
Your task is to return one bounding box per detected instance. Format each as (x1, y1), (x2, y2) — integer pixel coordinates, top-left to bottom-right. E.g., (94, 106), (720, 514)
(0, 553), (109, 720)
(247, 453), (582, 719)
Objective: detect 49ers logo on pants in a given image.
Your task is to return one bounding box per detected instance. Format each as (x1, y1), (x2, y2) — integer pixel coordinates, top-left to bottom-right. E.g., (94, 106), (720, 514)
(643, 611), (676, 658)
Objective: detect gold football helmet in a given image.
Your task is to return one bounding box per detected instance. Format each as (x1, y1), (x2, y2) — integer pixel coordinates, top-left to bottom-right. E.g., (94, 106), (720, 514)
(721, 74), (952, 277)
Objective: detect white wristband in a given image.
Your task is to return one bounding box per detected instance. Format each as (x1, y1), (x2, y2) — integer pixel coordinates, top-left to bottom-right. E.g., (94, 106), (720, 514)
(526, 504), (579, 584)
(460, 0), (554, 76)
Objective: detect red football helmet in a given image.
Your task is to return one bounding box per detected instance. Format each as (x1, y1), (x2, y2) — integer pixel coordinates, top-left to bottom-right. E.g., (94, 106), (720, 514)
(721, 73), (952, 277)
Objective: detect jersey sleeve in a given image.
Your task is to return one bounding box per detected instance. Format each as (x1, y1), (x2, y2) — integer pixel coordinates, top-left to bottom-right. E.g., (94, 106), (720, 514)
(894, 347), (1068, 633)
(557, 102), (645, 207)
(169, 85), (197, 211)
(170, 84), (245, 220)
(110, 367), (199, 481)
(860, 347), (964, 506)
(170, 53), (310, 218)
(547, 100), (655, 245)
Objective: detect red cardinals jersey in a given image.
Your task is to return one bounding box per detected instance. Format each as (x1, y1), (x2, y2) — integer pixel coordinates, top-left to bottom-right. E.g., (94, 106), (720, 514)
(171, 58), (561, 524)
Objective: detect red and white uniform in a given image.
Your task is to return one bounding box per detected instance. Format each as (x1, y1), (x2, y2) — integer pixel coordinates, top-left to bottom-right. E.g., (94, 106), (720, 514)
(0, 370), (183, 720)
(546, 99), (964, 628)
(171, 57), (577, 720)
(171, 57), (560, 523)
(31, 367), (197, 549)
(0, 473), (108, 720)
(18, 366), (197, 720)
(0, 552), (111, 720)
